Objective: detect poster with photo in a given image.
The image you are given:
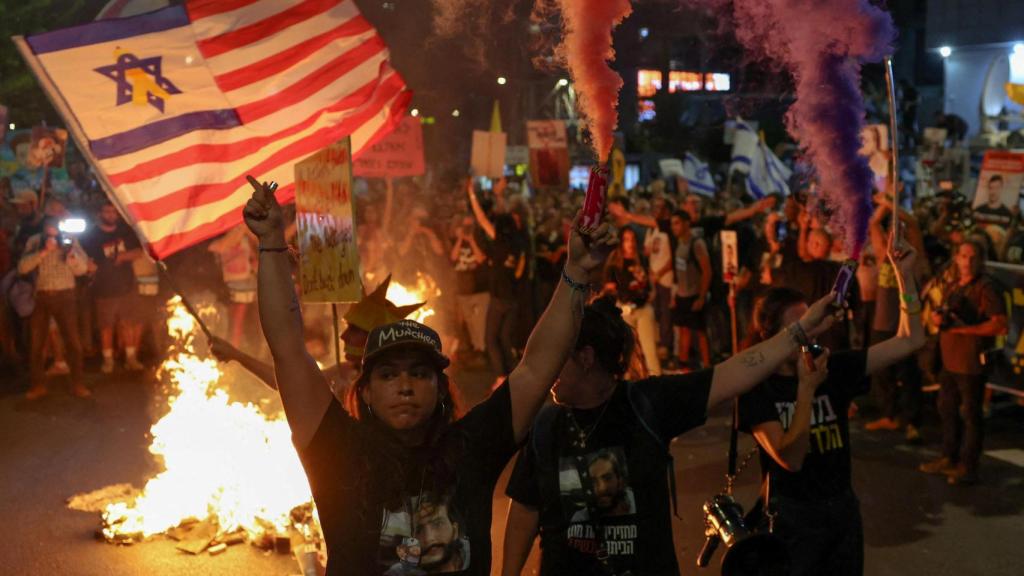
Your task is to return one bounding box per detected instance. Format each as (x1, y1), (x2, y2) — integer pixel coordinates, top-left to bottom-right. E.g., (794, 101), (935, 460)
(378, 491), (471, 574)
(973, 150), (1024, 231)
(557, 446), (639, 559)
(28, 125), (68, 169)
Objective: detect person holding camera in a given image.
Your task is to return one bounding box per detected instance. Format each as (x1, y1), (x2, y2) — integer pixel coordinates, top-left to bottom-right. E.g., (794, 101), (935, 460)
(243, 177), (617, 576)
(736, 238), (925, 576)
(18, 216), (90, 399)
(500, 290), (840, 576)
(919, 239), (1007, 485)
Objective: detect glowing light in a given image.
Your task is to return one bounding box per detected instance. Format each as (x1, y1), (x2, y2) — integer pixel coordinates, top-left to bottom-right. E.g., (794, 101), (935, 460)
(1014, 43), (1024, 55)
(497, 76), (507, 85)
(58, 218), (87, 234)
(386, 275), (440, 324)
(557, 78), (569, 87)
(639, 27), (649, 39)
(7, 123), (14, 131)
(939, 46), (952, 58)
(451, 109), (460, 117)
(184, 55), (193, 65)
(410, 108), (419, 117)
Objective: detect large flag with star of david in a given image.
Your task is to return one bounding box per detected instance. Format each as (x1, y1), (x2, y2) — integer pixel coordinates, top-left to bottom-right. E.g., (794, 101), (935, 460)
(14, 0), (411, 259)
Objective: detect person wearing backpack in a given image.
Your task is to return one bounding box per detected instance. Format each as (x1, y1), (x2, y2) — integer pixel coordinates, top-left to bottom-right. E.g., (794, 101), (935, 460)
(501, 290), (839, 576)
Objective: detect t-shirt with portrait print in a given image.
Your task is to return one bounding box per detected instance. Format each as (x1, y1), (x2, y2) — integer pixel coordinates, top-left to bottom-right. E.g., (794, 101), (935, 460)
(297, 380), (518, 576)
(738, 350), (868, 502)
(506, 372), (713, 576)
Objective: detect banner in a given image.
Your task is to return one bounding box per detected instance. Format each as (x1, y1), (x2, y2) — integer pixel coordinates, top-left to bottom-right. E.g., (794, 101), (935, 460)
(471, 130), (506, 178)
(353, 116), (424, 178)
(295, 139), (363, 303)
(985, 262), (1024, 390)
(973, 150), (1024, 233)
(526, 120), (569, 189)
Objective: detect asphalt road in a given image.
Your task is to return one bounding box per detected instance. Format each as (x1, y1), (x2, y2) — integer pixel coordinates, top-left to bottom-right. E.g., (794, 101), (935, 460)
(1, 361), (1023, 576)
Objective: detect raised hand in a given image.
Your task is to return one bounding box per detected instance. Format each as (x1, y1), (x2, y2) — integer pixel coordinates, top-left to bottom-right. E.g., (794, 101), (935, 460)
(798, 347), (830, 391)
(567, 212), (618, 276)
(797, 291), (839, 339)
(242, 175), (284, 246)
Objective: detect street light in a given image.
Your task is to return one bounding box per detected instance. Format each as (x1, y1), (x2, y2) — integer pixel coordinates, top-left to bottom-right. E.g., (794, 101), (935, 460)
(939, 46), (952, 58)
(410, 108), (419, 117)
(497, 76), (507, 85)
(1014, 43), (1024, 55)
(451, 109), (460, 117)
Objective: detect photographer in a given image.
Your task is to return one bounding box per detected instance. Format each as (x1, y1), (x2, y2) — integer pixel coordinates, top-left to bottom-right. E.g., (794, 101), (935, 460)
(737, 238), (925, 576)
(501, 291), (839, 576)
(244, 177), (617, 576)
(919, 239), (1007, 485)
(19, 216), (90, 399)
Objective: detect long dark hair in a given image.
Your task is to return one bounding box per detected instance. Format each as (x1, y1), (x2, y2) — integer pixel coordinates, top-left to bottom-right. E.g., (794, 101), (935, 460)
(343, 357), (465, 511)
(742, 287), (808, 350)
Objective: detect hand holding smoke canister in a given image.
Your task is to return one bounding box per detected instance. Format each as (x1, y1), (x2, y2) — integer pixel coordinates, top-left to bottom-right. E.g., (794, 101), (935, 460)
(581, 166), (609, 231)
(832, 259), (858, 308)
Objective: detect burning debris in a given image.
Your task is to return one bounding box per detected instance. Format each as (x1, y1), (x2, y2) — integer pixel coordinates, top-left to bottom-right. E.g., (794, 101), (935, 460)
(69, 296), (324, 568)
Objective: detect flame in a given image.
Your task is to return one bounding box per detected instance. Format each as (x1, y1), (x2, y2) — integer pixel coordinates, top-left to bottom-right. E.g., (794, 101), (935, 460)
(101, 298), (313, 541)
(386, 274), (440, 324)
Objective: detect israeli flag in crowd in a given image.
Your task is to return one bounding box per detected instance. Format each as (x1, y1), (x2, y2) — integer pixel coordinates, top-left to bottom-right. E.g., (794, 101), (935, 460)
(682, 152), (716, 197)
(730, 119), (791, 199)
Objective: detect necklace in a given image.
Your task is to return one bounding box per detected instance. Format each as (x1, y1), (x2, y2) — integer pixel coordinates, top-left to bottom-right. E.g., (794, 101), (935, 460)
(565, 398), (612, 450)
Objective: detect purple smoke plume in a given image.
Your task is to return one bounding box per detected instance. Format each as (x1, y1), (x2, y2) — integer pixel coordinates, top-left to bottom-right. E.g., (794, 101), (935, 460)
(704, 0), (896, 255)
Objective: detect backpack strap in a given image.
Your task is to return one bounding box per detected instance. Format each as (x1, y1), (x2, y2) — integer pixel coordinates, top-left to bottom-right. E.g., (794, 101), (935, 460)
(625, 381), (680, 518)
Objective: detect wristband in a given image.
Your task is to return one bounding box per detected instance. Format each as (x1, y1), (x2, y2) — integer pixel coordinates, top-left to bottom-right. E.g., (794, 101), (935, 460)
(900, 292), (919, 304)
(561, 268), (591, 292)
(259, 245), (290, 253)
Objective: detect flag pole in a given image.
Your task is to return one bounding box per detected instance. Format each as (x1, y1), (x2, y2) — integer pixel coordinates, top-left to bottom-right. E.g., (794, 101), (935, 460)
(884, 56), (901, 242)
(156, 261), (214, 340)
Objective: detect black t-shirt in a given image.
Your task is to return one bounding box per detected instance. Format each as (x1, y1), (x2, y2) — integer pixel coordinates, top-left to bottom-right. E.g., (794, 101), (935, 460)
(451, 235), (484, 296)
(298, 381), (518, 576)
(535, 231), (565, 285)
(485, 220), (524, 301)
(738, 350), (868, 502)
(974, 204), (1013, 229)
(82, 223), (140, 298)
(506, 371), (714, 576)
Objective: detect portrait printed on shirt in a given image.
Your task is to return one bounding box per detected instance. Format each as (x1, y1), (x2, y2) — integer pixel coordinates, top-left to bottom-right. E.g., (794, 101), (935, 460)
(379, 491), (471, 575)
(559, 447), (638, 558)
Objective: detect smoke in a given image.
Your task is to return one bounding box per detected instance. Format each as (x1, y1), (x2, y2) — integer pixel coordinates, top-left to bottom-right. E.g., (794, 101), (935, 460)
(701, 0), (895, 255)
(554, 0), (632, 163)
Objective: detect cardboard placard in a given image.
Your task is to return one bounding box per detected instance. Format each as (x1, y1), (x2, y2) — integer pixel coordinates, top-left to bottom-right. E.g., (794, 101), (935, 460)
(973, 150), (1024, 231)
(295, 138), (363, 303)
(352, 116), (424, 178)
(720, 230), (738, 282)
(526, 120), (569, 189)
(471, 130), (507, 179)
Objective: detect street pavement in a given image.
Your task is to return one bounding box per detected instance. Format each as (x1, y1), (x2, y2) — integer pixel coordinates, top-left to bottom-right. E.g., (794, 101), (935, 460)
(1, 361), (1022, 576)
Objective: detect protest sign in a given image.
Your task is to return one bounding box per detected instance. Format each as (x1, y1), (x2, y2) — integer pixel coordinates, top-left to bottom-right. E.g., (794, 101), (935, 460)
(526, 120), (569, 189)
(471, 130), (507, 178)
(353, 116), (424, 178)
(658, 158), (685, 179)
(720, 230), (738, 282)
(295, 138), (363, 303)
(28, 125), (68, 169)
(984, 262), (1024, 391)
(973, 151), (1024, 233)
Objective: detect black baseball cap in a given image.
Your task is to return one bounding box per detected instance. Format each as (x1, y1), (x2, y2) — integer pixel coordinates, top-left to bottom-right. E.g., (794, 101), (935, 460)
(362, 319), (450, 369)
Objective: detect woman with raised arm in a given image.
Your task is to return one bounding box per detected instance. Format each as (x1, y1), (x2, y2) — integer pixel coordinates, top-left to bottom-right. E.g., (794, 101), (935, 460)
(242, 178), (617, 576)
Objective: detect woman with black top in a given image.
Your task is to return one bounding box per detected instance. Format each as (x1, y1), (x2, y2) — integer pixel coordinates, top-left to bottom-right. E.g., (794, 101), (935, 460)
(242, 179), (617, 576)
(738, 239), (926, 576)
(604, 227), (660, 376)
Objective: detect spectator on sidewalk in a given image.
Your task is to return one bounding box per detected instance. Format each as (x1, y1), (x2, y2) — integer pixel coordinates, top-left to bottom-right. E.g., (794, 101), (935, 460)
(19, 216), (90, 399)
(81, 201), (144, 372)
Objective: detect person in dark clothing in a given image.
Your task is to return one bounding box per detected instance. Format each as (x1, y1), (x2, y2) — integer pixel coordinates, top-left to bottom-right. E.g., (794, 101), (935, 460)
(243, 177), (617, 576)
(738, 239), (925, 576)
(919, 240), (1008, 485)
(501, 292), (840, 576)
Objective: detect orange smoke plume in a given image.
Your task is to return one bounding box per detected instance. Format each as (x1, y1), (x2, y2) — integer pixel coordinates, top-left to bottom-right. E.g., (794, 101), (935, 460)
(556, 0), (632, 162)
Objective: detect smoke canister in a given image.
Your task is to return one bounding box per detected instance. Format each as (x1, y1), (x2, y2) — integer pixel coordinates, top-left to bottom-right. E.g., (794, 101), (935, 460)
(581, 165), (609, 229)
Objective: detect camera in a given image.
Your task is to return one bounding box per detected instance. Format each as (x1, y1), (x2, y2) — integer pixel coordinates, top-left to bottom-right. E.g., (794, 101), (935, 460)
(696, 494), (789, 575)
(57, 217), (87, 249)
(803, 343), (826, 358)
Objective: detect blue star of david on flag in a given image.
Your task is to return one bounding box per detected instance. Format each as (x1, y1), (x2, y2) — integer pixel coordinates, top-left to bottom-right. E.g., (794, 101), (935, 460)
(95, 52), (182, 113)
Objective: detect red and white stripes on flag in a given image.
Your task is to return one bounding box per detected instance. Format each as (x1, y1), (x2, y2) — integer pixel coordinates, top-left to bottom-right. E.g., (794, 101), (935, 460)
(16, 0), (411, 259)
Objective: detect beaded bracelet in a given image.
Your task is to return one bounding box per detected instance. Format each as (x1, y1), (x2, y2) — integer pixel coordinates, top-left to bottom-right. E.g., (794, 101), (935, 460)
(561, 268), (591, 292)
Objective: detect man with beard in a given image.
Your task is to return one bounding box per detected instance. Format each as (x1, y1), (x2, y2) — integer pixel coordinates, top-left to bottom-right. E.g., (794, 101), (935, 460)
(570, 450), (635, 522)
(414, 493), (469, 573)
